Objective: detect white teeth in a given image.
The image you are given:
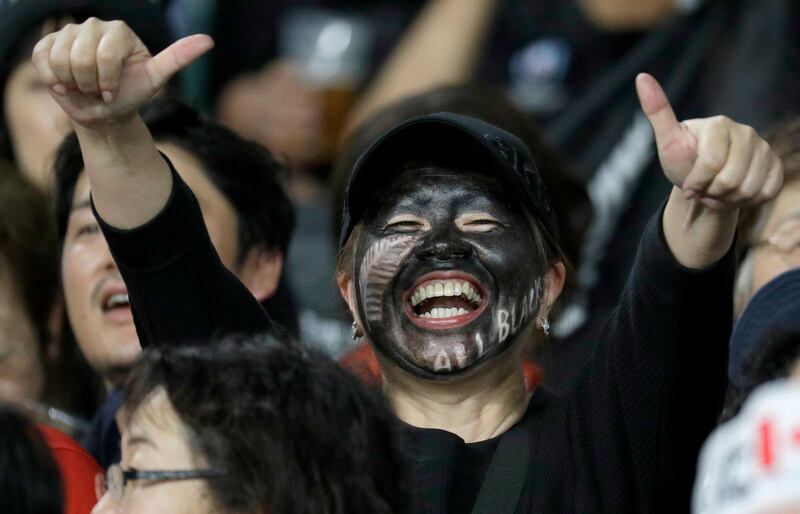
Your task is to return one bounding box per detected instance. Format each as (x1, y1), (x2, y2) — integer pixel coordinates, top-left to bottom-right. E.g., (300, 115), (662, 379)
(410, 279), (483, 306)
(105, 293), (129, 309)
(444, 282), (454, 296)
(417, 306), (472, 318)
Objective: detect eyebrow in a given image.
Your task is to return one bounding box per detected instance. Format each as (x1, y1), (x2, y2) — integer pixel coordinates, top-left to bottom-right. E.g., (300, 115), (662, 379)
(126, 435), (158, 449)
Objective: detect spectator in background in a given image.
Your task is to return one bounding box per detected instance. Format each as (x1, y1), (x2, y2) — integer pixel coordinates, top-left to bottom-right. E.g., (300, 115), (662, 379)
(695, 378), (800, 513)
(37, 423), (102, 514)
(210, 0), (425, 170)
(53, 96), (297, 467)
(735, 117), (800, 316)
(722, 268), (800, 422)
(0, 165), (99, 436)
(0, 0), (173, 189)
(338, 0), (800, 390)
(719, 117), (800, 423)
(205, 0), (428, 353)
(0, 166), (59, 405)
(93, 337), (404, 514)
(0, 405), (64, 514)
(0, 403), (102, 514)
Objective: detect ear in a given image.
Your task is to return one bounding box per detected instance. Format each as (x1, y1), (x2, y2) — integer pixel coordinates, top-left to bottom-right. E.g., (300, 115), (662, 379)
(536, 261), (566, 325)
(238, 248), (284, 302)
(336, 273), (360, 320)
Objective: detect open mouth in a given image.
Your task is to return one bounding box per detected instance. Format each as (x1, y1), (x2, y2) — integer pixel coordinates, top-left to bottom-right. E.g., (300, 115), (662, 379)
(404, 272), (488, 329)
(102, 292), (130, 312)
(100, 288), (132, 323)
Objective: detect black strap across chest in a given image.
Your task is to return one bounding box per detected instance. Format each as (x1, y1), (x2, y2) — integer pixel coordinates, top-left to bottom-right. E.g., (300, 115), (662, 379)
(471, 391), (549, 514)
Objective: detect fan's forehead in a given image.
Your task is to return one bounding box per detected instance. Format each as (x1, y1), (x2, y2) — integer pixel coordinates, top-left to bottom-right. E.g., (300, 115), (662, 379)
(364, 166), (514, 218)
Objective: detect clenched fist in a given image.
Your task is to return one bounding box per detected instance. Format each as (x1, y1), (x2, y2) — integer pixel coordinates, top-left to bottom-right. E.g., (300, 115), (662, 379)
(31, 17), (213, 128)
(636, 73), (783, 210)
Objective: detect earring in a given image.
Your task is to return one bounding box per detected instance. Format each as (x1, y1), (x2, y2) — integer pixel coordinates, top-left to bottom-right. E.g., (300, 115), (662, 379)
(351, 321), (362, 340)
(541, 317), (550, 336)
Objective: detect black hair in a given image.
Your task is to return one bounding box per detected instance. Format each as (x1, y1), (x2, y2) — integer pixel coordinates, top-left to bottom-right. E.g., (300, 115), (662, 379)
(52, 97), (299, 336)
(142, 99), (295, 260)
(0, 165), (58, 345)
(720, 326), (800, 422)
(0, 163), (102, 420)
(0, 406), (64, 514)
(123, 336), (406, 514)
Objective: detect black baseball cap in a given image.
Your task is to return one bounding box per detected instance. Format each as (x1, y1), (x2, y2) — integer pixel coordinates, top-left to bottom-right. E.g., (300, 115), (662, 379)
(339, 112), (557, 248)
(0, 0), (173, 159)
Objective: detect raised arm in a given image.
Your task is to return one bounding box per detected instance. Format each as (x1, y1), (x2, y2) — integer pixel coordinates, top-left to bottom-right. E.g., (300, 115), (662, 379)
(31, 18), (213, 228)
(33, 20), (272, 346)
(344, 0), (500, 134)
(636, 73), (783, 269)
(568, 75), (783, 512)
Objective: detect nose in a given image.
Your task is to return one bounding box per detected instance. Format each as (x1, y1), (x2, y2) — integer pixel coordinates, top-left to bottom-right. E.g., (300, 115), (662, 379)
(96, 237), (118, 273)
(415, 234), (473, 261)
(91, 490), (116, 514)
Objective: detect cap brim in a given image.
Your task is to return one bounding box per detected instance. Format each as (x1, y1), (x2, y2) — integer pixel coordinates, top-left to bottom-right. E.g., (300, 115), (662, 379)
(342, 115), (508, 241)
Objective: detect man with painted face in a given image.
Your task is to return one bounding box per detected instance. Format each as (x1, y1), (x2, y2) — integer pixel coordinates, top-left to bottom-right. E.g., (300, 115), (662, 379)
(33, 19), (784, 513)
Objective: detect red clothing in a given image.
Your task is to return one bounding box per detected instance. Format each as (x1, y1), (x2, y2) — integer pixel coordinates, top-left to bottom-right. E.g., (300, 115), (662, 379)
(37, 425), (101, 514)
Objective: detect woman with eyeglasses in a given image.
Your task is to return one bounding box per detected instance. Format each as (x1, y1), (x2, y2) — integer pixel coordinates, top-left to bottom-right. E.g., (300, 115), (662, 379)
(92, 336), (404, 514)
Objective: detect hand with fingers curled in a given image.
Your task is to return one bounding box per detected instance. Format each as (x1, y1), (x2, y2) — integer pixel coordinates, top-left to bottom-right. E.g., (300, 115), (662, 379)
(636, 72), (784, 269)
(31, 17), (213, 129)
(636, 73), (784, 211)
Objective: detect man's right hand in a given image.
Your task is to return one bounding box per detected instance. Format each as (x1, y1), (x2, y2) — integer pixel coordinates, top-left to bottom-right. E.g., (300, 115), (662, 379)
(31, 17), (213, 129)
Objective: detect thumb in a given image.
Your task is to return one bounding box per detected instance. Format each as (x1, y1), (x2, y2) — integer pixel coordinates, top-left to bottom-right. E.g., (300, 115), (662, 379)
(636, 73), (682, 147)
(636, 72), (697, 180)
(146, 34), (214, 90)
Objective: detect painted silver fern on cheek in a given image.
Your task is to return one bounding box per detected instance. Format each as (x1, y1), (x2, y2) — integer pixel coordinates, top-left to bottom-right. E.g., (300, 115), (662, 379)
(359, 235), (418, 324)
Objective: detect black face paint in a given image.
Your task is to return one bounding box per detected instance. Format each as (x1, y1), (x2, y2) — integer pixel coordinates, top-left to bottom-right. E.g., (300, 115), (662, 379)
(354, 168), (546, 378)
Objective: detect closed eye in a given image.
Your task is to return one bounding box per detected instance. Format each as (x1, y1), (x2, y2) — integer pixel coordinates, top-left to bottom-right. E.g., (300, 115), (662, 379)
(76, 222), (100, 237)
(385, 215), (429, 233)
(457, 213), (503, 232)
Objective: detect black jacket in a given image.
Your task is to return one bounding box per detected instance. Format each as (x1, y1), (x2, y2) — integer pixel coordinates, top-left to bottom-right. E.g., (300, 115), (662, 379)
(97, 162), (733, 512)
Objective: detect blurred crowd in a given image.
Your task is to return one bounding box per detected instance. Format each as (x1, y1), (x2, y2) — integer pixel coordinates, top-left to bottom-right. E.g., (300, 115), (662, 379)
(0, 0), (799, 513)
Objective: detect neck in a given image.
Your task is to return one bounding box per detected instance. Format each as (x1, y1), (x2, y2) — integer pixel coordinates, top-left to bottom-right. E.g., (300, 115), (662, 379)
(380, 340), (530, 443)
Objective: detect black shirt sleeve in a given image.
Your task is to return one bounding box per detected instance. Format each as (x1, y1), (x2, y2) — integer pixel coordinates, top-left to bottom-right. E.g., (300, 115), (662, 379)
(93, 156), (273, 348)
(566, 206), (734, 513)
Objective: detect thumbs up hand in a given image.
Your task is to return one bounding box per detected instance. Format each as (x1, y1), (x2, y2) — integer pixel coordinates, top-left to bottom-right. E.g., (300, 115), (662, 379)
(636, 73), (783, 210)
(32, 18), (213, 129)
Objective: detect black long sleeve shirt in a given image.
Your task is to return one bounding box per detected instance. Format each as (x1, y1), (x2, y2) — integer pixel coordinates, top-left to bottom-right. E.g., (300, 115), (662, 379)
(97, 162), (733, 513)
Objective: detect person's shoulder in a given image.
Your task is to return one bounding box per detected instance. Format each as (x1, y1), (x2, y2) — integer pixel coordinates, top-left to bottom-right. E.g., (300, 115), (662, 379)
(37, 424), (99, 466)
(36, 424), (102, 514)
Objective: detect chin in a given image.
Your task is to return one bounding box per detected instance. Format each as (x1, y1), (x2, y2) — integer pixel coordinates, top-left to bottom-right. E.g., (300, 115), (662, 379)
(376, 339), (500, 383)
(97, 334), (142, 370)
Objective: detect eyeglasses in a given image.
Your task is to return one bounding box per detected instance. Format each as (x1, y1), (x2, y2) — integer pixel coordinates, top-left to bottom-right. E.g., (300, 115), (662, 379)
(95, 463), (222, 501)
(751, 218), (800, 267)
